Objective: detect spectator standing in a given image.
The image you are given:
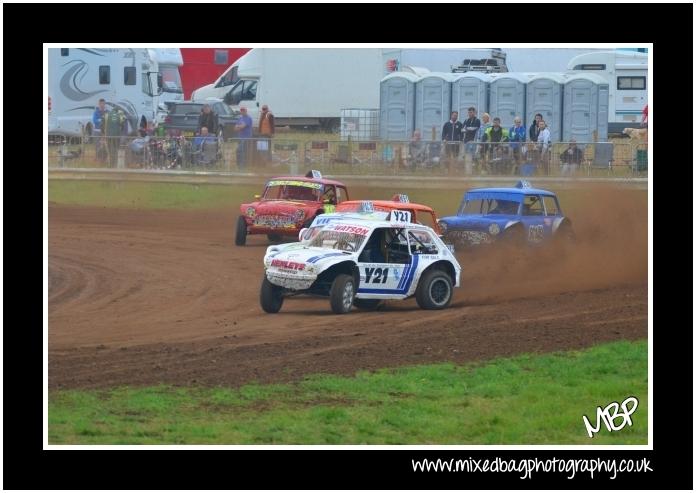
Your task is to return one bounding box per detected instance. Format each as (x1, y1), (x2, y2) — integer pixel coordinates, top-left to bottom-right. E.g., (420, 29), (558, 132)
(103, 107), (126, 167)
(482, 117), (509, 173)
(441, 111), (463, 164)
(257, 104), (275, 165)
(234, 106), (253, 168)
(408, 129), (425, 167)
(92, 99), (108, 162)
(559, 138), (583, 176)
(92, 98), (108, 135)
(508, 116), (527, 172)
(536, 120), (552, 172)
(198, 104), (219, 135)
(528, 113), (543, 143)
(462, 107), (481, 169)
(475, 113), (491, 173)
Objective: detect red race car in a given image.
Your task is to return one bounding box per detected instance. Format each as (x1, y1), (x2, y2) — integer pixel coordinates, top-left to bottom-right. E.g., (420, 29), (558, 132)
(235, 170), (349, 245)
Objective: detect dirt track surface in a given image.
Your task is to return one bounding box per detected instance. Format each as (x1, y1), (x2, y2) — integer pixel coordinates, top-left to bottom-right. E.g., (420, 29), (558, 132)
(49, 196), (648, 389)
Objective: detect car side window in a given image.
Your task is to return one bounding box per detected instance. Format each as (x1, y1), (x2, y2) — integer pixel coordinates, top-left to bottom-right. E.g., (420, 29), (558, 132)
(336, 186), (347, 203)
(385, 228), (411, 264)
(409, 230), (438, 255)
(522, 195), (544, 216)
(322, 186), (336, 205)
(543, 196), (559, 216)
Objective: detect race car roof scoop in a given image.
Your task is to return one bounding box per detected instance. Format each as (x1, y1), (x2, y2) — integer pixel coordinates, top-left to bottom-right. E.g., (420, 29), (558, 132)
(515, 180), (532, 189)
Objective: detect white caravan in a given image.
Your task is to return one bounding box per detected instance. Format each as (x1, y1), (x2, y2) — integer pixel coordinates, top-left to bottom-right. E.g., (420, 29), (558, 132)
(566, 50), (648, 132)
(48, 48), (167, 137)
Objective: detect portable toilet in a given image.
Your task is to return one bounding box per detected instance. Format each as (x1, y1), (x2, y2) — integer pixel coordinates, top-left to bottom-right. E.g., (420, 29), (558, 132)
(488, 73), (529, 128)
(415, 72), (455, 140)
(562, 73), (610, 142)
(451, 72), (491, 121)
(379, 72), (418, 141)
(526, 73), (566, 143)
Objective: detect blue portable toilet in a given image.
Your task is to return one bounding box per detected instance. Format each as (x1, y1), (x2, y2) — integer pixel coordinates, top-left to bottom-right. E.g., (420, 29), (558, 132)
(526, 73), (565, 143)
(415, 72), (455, 140)
(489, 73), (530, 128)
(562, 73), (609, 142)
(379, 72), (418, 141)
(451, 72), (491, 120)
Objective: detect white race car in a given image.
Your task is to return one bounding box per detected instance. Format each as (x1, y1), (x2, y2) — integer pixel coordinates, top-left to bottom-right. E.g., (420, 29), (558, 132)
(260, 213), (461, 314)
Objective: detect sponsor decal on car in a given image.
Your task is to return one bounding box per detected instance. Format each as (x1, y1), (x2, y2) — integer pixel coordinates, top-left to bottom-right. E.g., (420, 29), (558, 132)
(331, 224), (369, 235)
(270, 259), (306, 270)
(266, 180), (322, 189)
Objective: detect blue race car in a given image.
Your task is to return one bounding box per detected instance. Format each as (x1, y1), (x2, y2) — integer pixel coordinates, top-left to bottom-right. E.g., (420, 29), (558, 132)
(438, 181), (575, 248)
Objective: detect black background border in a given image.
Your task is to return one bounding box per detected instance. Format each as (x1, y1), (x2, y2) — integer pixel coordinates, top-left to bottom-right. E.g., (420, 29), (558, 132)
(3, 2), (692, 490)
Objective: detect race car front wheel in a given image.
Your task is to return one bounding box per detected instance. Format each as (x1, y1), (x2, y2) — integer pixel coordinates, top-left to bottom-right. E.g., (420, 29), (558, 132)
(329, 274), (355, 314)
(416, 269), (453, 310)
(235, 216), (247, 246)
(260, 277), (283, 313)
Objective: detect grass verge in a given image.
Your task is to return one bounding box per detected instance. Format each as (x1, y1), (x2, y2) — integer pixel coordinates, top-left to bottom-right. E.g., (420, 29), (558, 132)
(49, 340), (648, 445)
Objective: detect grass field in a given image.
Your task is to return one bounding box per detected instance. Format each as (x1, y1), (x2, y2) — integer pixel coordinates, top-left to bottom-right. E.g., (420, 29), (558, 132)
(49, 340), (648, 445)
(48, 180), (647, 217)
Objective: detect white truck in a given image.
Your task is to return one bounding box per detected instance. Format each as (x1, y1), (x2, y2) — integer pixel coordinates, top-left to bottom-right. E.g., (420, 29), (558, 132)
(48, 48), (182, 138)
(191, 48), (385, 132)
(147, 48), (185, 125)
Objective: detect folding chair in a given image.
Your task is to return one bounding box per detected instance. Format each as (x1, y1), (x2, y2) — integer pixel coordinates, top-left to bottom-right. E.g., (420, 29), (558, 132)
(587, 142), (614, 176)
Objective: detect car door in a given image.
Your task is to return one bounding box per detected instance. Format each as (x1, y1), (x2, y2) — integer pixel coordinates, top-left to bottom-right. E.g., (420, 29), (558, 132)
(356, 227), (414, 298)
(542, 195), (561, 236)
(521, 194), (547, 244)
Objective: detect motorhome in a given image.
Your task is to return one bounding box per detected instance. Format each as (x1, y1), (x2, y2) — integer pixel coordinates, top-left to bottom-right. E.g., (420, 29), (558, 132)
(48, 48), (165, 138)
(566, 50), (648, 132)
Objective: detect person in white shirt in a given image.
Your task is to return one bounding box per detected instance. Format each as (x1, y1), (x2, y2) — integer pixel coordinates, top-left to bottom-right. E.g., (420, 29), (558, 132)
(536, 120), (552, 172)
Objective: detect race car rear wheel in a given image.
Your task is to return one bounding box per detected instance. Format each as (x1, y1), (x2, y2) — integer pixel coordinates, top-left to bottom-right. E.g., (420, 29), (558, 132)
(267, 234), (283, 242)
(235, 216), (247, 246)
(416, 269), (453, 310)
(329, 274), (355, 314)
(353, 299), (382, 311)
(260, 276), (283, 313)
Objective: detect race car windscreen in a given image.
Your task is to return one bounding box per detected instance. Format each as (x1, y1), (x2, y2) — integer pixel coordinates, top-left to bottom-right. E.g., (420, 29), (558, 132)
(308, 230), (367, 252)
(461, 198), (520, 215)
(263, 182), (322, 202)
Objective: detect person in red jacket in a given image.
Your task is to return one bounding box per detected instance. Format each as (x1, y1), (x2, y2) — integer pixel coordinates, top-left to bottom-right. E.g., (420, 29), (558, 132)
(641, 104), (648, 128)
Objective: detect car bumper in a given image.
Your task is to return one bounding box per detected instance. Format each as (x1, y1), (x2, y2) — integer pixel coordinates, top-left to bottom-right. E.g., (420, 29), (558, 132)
(265, 270), (316, 291)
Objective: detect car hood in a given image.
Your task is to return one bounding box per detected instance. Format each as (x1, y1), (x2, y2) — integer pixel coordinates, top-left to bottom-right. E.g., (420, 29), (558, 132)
(440, 214), (517, 231)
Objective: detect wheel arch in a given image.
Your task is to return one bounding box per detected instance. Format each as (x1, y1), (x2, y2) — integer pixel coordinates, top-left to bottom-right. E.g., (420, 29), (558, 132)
(421, 260), (457, 285)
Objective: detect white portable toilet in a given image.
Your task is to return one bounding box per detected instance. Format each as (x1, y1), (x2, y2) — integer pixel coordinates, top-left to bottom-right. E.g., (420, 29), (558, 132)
(489, 73), (530, 128)
(379, 72), (418, 141)
(451, 72), (491, 121)
(526, 73), (566, 143)
(415, 72), (455, 140)
(562, 73), (610, 142)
